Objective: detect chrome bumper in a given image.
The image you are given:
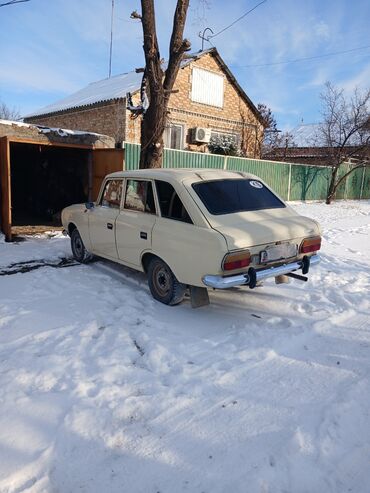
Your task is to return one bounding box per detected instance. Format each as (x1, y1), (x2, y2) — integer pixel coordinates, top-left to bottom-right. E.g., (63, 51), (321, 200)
(202, 255), (321, 290)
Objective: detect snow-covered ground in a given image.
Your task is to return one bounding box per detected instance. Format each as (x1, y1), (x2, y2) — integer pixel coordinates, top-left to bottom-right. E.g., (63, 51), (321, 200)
(0, 201), (369, 493)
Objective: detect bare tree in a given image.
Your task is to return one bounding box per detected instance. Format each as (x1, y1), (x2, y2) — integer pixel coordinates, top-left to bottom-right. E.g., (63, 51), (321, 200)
(256, 103), (296, 159)
(128, 1), (191, 169)
(319, 82), (370, 204)
(0, 100), (20, 121)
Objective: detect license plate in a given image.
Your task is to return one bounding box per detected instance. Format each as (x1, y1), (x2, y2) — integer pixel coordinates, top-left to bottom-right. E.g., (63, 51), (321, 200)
(260, 243), (297, 263)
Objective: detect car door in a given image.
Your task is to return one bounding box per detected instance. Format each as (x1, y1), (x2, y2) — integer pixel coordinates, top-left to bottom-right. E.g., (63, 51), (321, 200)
(88, 178), (123, 259)
(116, 179), (157, 267)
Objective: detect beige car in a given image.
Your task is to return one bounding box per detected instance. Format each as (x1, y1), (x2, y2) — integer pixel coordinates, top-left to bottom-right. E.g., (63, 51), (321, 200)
(62, 169), (321, 307)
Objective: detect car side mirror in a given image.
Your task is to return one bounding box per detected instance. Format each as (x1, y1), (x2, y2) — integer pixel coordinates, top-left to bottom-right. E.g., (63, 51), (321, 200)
(85, 201), (95, 210)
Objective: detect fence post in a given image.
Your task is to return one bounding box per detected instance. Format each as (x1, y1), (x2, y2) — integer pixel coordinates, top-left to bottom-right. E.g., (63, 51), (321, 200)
(359, 166), (366, 200)
(287, 163), (292, 201)
(344, 163), (350, 200)
(223, 156), (229, 170)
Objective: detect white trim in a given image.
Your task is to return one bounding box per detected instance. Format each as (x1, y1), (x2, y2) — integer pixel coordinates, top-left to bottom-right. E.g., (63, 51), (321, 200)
(164, 124), (184, 150)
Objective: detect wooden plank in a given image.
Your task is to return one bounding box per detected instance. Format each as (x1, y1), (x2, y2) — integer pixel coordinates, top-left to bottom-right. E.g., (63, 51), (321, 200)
(0, 136), (11, 241)
(92, 148), (125, 200)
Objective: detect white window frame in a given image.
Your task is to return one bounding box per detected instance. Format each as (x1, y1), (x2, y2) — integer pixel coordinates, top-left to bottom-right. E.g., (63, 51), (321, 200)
(164, 124), (184, 150)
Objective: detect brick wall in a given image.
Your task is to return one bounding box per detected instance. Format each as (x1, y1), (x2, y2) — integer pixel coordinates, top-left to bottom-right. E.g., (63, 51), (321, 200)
(126, 53), (263, 157)
(25, 100), (126, 145)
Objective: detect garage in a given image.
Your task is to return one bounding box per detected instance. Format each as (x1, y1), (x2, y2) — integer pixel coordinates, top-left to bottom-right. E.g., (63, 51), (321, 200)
(0, 121), (124, 241)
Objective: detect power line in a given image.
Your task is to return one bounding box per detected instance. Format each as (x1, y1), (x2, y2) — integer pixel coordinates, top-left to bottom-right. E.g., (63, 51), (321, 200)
(108, 0), (114, 78)
(0, 0), (30, 6)
(231, 44), (370, 68)
(208, 0), (267, 39)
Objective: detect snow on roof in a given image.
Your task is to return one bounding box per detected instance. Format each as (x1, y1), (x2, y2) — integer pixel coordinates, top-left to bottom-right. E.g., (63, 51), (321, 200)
(0, 118), (105, 137)
(25, 71), (143, 118)
(289, 124), (323, 147)
(0, 119), (32, 128)
(289, 122), (369, 148)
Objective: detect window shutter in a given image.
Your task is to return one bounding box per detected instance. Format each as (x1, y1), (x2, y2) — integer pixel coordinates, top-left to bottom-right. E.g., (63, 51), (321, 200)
(191, 68), (224, 108)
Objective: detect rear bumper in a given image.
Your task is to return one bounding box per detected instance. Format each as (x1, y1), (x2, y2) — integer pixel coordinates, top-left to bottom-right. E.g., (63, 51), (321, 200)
(202, 254), (321, 289)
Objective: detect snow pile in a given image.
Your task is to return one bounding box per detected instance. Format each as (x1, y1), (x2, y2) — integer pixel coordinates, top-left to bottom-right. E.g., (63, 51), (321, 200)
(0, 119), (31, 128)
(36, 125), (102, 137)
(0, 201), (369, 493)
(0, 232), (5, 244)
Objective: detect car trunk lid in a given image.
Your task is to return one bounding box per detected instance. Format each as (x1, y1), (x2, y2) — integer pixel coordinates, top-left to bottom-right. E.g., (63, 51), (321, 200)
(207, 209), (318, 250)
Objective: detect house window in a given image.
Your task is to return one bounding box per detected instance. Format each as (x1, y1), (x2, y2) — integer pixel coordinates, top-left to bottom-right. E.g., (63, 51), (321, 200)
(164, 124), (183, 149)
(191, 67), (224, 108)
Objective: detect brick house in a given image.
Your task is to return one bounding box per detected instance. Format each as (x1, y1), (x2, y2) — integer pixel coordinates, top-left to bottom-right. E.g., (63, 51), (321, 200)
(25, 48), (264, 157)
(266, 123), (370, 166)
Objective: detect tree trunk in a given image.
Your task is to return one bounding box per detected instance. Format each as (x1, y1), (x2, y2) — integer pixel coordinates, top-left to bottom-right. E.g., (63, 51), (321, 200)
(134, 0), (190, 169)
(139, 98), (167, 169)
(326, 166), (339, 204)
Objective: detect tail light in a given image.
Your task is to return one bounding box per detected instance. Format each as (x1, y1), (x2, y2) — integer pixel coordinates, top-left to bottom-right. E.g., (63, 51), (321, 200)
(300, 236), (321, 254)
(223, 250), (251, 271)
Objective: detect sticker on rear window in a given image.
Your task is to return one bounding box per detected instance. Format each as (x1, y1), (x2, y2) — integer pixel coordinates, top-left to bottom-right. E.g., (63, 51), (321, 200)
(250, 180), (263, 189)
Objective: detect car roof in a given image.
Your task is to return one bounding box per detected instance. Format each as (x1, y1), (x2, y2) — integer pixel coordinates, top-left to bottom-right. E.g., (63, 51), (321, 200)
(106, 168), (260, 183)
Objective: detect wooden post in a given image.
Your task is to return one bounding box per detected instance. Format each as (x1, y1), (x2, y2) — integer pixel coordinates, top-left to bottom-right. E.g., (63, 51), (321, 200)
(287, 163), (292, 201)
(87, 150), (93, 202)
(359, 166), (366, 200)
(0, 137), (12, 241)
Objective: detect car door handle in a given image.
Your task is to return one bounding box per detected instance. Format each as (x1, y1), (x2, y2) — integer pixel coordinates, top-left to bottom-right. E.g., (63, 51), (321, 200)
(107, 223), (113, 230)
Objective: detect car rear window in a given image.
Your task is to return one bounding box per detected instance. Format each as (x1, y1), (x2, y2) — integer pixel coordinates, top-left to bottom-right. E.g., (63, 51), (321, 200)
(192, 179), (286, 215)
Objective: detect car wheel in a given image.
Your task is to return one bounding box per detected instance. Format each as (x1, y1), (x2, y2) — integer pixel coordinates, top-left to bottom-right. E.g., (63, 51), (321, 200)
(148, 258), (186, 306)
(71, 228), (94, 263)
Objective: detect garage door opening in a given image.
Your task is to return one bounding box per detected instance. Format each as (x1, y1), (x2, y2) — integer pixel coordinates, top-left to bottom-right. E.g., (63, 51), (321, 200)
(10, 143), (90, 228)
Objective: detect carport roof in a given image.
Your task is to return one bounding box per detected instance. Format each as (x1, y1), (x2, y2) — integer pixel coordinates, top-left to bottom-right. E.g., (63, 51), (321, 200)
(0, 119), (115, 148)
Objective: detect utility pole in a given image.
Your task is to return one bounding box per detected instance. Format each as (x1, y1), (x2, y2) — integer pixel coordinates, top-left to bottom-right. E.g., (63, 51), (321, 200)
(108, 0), (114, 78)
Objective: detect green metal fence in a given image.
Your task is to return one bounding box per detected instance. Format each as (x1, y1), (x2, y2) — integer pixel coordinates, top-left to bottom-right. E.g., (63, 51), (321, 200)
(124, 142), (369, 201)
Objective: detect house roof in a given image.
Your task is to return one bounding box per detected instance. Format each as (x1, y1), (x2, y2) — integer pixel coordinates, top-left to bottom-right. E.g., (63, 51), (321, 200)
(25, 48), (263, 124)
(24, 71), (143, 118)
(289, 123), (369, 148)
(289, 124), (323, 147)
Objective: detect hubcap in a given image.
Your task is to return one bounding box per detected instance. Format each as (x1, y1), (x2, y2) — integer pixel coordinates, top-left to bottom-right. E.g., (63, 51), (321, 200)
(74, 235), (83, 257)
(153, 264), (171, 297)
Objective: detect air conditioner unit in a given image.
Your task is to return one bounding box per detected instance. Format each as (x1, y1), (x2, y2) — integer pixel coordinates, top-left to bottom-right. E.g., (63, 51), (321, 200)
(192, 127), (212, 143)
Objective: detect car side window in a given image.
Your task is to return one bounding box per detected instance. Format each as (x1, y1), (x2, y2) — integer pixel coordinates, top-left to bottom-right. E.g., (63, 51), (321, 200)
(100, 179), (123, 209)
(124, 180), (156, 214)
(155, 180), (193, 224)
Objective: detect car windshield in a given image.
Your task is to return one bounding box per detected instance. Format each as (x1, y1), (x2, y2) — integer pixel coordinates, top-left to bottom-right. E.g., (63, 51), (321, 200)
(192, 178), (286, 215)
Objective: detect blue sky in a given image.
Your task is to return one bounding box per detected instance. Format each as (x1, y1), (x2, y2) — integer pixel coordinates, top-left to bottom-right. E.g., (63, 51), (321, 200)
(0, 0), (369, 130)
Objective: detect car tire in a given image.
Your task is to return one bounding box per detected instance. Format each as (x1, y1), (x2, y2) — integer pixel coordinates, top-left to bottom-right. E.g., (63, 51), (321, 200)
(71, 228), (94, 264)
(148, 258), (186, 306)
